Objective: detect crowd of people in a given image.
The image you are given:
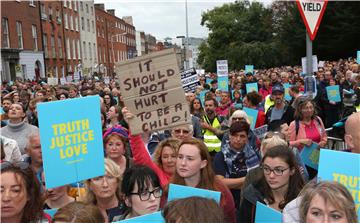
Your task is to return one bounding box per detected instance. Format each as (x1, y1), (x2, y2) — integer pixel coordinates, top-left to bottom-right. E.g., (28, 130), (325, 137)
(1, 58), (359, 223)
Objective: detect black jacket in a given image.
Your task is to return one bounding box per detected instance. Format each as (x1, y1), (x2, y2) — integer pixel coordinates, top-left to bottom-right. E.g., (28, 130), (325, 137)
(265, 103), (295, 131)
(238, 181), (266, 223)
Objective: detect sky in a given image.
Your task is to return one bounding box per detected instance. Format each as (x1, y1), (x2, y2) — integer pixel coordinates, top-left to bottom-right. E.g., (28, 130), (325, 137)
(94, 0), (272, 42)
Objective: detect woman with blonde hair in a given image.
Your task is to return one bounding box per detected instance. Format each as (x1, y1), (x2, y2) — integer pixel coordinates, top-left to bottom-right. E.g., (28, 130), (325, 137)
(299, 181), (358, 223)
(52, 201), (104, 223)
(84, 158), (124, 223)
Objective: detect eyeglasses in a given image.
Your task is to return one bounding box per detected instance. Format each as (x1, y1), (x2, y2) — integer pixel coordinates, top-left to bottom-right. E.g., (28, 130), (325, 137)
(130, 187), (162, 201)
(174, 129), (190, 134)
(261, 165), (290, 176)
(1, 161), (29, 171)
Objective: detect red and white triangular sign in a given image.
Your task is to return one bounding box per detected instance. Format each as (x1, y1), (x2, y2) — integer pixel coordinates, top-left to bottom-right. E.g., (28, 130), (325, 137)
(296, 0), (328, 41)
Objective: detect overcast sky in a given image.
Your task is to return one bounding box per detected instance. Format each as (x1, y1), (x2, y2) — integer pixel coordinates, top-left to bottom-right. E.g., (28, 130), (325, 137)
(94, 0), (272, 42)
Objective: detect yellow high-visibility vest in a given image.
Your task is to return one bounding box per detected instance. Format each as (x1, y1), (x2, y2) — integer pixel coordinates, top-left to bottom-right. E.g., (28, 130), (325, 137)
(203, 116), (222, 153)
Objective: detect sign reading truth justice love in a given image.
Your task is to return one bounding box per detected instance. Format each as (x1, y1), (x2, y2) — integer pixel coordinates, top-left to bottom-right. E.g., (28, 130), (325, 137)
(38, 96), (105, 188)
(115, 49), (190, 135)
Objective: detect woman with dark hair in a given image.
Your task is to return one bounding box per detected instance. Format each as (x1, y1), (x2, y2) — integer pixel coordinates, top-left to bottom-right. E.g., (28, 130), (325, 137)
(169, 138), (236, 223)
(239, 145), (305, 223)
(102, 93), (117, 112)
(1, 161), (51, 223)
(190, 97), (205, 119)
(106, 105), (127, 129)
(113, 165), (162, 220)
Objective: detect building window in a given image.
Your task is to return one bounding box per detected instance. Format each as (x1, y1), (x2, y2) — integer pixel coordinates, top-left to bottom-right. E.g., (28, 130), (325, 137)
(56, 10), (61, 24)
(89, 42), (92, 60)
(74, 0), (77, 11)
(54, 66), (58, 77)
(51, 35), (56, 58)
(2, 18), (9, 48)
(66, 38), (70, 59)
(49, 7), (53, 16)
(86, 4), (89, 13)
(70, 15), (73, 30)
(69, 0), (72, 9)
(63, 0), (67, 7)
(83, 41), (86, 59)
(29, 0), (35, 7)
(43, 34), (48, 58)
(64, 13), (68, 29)
(81, 17), (84, 31)
(87, 19), (90, 32)
(91, 6), (93, 15)
(72, 39), (76, 59)
(103, 47), (106, 62)
(93, 43), (96, 61)
(16, 21), (23, 49)
(69, 38), (73, 59)
(75, 16), (78, 32)
(92, 20), (95, 33)
(32, 25), (38, 51)
(77, 40), (81, 59)
(58, 36), (62, 58)
(80, 2), (83, 11)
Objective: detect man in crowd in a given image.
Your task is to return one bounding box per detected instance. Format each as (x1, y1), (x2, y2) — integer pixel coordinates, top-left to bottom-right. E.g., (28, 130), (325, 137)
(216, 91), (232, 117)
(213, 121), (260, 207)
(288, 85), (302, 109)
(25, 133), (44, 180)
(1, 97), (12, 127)
(345, 112), (360, 154)
(265, 84), (295, 131)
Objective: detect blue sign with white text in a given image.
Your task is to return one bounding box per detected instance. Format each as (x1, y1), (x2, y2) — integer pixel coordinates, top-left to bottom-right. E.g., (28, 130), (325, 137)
(284, 83), (292, 101)
(168, 184), (221, 204)
(246, 83), (258, 94)
(300, 143), (320, 170)
(326, 85), (341, 102)
(218, 76), (229, 92)
(38, 96), (105, 188)
(243, 107), (258, 129)
(245, 65), (254, 74)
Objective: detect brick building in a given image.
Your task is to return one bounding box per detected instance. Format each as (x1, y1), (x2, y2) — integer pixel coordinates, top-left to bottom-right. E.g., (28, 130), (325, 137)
(136, 31), (145, 57)
(1, 0), (44, 81)
(39, 1), (65, 78)
(145, 34), (156, 54)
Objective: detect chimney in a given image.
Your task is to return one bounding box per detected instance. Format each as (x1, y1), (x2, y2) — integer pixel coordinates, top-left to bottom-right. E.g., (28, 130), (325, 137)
(107, 9), (115, 15)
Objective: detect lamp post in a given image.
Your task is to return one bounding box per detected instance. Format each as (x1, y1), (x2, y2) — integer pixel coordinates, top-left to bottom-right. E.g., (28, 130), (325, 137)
(111, 32), (127, 76)
(185, 0), (189, 69)
(176, 35), (186, 70)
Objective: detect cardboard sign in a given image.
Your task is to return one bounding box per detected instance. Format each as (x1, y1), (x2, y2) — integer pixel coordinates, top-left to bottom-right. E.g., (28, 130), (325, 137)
(216, 60), (228, 77)
(245, 65), (254, 74)
(116, 211), (164, 223)
(48, 77), (58, 86)
(326, 85), (341, 102)
(60, 77), (66, 85)
(115, 49), (190, 135)
(296, 0), (328, 41)
(253, 125), (268, 139)
(246, 83), (258, 93)
(167, 184), (221, 204)
(302, 55), (318, 73)
(243, 107), (258, 129)
(300, 143), (320, 170)
(38, 96), (105, 188)
(255, 202), (282, 223)
(318, 149), (360, 218)
(218, 76), (229, 92)
(284, 83), (292, 101)
(181, 68), (199, 93)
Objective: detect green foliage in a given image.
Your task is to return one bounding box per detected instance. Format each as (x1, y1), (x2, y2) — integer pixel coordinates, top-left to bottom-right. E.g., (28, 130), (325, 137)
(198, 0), (360, 72)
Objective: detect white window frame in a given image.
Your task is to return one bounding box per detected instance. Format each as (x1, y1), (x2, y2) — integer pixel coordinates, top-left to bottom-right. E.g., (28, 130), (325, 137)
(58, 36), (63, 58)
(16, 21), (23, 49)
(64, 13), (68, 29)
(32, 25), (38, 51)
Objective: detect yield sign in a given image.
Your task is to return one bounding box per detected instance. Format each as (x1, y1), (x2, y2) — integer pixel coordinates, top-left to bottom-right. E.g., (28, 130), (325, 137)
(296, 0), (328, 41)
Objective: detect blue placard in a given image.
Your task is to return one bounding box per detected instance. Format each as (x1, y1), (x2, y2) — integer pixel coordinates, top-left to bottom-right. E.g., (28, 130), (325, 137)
(38, 96), (105, 188)
(206, 78), (212, 85)
(255, 202), (282, 223)
(199, 90), (209, 107)
(243, 107), (258, 129)
(216, 96), (221, 103)
(318, 149), (360, 220)
(246, 83), (258, 93)
(116, 211), (164, 223)
(168, 184), (221, 204)
(326, 85), (341, 102)
(357, 50), (360, 64)
(218, 76), (229, 92)
(300, 143), (320, 170)
(44, 208), (58, 218)
(284, 83), (292, 101)
(245, 65), (254, 74)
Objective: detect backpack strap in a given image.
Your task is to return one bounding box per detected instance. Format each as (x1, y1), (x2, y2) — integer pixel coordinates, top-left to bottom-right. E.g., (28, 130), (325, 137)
(295, 119), (300, 138)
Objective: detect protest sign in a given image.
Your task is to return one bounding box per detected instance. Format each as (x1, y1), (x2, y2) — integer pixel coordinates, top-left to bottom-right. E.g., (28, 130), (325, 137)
(318, 149), (360, 217)
(246, 83), (258, 94)
(243, 107), (258, 129)
(218, 76), (229, 92)
(38, 96), (105, 188)
(44, 209), (58, 218)
(116, 211), (164, 223)
(216, 60), (228, 77)
(357, 51), (360, 64)
(302, 55), (318, 73)
(318, 60), (325, 68)
(199, 90), (209, 107)
(168, 184), (221, 204)
(253, 125), (268, 139)
(284, 83), (292, 101)
(196, 69), (205, 75)
(245, 65), (254, 74)
(326, 85), (341, 102)
(180, 68), (199, 93)
(115, 49), (190, 135)
(60, 77), (66, 85)
(300, 143), (320, 170)
(48, 77), (58, 86)
(255, 202), (282, 223)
